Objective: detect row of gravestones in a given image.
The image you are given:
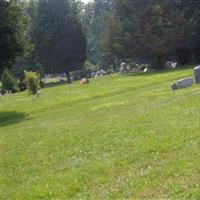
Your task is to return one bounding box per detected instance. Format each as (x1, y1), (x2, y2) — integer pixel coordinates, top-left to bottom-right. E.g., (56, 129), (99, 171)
(171, 66), (200, 90)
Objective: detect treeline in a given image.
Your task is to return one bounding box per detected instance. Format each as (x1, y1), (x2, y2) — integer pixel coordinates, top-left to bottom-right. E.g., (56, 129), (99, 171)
(85, 0), (200, 69)
(0, 0), (200, 91)
(0, 0), (86, 86)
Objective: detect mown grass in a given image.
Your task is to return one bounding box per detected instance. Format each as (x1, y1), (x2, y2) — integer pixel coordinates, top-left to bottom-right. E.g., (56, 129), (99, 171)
(1, 66), (200, 199)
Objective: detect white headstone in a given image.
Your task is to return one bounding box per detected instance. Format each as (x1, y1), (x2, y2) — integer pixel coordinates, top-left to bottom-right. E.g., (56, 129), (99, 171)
(194, 66), (200, 84)
(143, 68), (148, 72)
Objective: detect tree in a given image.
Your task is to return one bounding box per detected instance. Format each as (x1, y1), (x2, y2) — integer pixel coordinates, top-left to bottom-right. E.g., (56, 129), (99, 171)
(1, 69), (19, 93)
(100, 15), (124, 71)
(103, 0), (200, 69)
(0, 0), (28, 73)
(137, 1), (186, 68)
(173, 0), (200, 64)
(33, 0), (86, 83)
(83, 0), (115, 67)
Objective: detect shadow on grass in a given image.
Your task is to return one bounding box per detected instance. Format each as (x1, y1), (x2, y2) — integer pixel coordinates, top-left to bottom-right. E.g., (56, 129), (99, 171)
(0, 111), (27, 127)
(44, 81), (69, 88)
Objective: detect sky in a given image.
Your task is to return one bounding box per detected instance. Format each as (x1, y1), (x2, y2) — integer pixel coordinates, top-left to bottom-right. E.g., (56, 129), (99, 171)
(81, 0), (92, 4)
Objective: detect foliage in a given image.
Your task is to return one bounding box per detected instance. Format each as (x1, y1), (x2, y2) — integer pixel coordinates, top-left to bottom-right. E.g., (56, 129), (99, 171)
(24, 71), (40, 94)
(14, 56), (44, 82)
(1, 0), (199, 77)
(0, 0), (31, 73)
(1, 69), (19, 93)
(106, 68), (115, 74)
(84, 60), (99, 72)
(137, 2), (186, 69)
(82, 0), (114, 66)
(101, 0), (200, 69)
(173, 0), (200, 64)
(32, 0), (86, 82)
(71, 61), (98, 79)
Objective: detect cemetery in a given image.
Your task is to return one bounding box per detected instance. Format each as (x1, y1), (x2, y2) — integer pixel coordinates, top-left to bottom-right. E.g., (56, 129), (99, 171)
(171, 66), (200, 90)
(1, 66), (200, 199)
(0, 0), (200, 199)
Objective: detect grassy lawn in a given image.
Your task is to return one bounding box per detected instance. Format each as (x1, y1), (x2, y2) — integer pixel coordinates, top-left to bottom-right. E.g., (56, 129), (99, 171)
(1, 67), (200, 199)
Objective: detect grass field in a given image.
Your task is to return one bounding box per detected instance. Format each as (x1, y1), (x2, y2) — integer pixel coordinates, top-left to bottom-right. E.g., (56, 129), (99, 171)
(1, 67), (200, 199)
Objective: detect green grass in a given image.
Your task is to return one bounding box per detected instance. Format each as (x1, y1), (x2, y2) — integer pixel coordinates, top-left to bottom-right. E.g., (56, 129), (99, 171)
(1, 67), (200, 199)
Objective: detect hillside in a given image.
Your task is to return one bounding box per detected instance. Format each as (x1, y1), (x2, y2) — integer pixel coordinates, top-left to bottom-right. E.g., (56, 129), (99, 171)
(1, 67), (200, 199)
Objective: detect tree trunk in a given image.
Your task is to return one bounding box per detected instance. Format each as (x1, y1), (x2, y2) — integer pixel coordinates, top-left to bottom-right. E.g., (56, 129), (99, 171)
(116, 58), (120, 71)
(155, 55), (165, 70)
(193, 43), (200, 63)
(176, 49), (192, 65)
(113, 59), (117, 72)
(66, 71), (71, 83)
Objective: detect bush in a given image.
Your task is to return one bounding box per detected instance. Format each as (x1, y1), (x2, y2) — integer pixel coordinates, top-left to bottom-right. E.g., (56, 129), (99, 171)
(72, 68), (91, 80)
(106, 68), (115, 75)
(24, 71), (40, 94)
(1, 69), (19, 93)
(40, 79), (45, 88)
(71, 61), (99, 80)
(18, 81), (27, 91)
(17, 69), (44, 91)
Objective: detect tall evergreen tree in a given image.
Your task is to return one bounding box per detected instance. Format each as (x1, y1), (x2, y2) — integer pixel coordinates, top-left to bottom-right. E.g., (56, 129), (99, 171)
(33, 0), (86, 82)
(137, 1), (186, 68)
(173, 0), (200, 64)
(103, 0), (199, 69)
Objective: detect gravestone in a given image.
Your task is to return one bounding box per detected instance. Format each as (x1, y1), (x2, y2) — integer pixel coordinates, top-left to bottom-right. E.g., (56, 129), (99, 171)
(171, 82), (178, 90)
(143, 68), (149, 72)
(171, 77), (193, 90)
(194, 66), (200, 84)
(119, 62), (127, 73)
(35, 90), (40, 97)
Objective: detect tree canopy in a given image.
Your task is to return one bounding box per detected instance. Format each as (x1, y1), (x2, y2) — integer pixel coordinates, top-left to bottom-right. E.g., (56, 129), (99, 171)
(32, 0), (87, 81)
(0, 0), (28, 73)
(97, 0), (200, 68)
(0, 0), (199, 78)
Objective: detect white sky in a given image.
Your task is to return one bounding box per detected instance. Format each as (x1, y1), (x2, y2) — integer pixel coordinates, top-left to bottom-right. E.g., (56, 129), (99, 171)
(81, 0), (93, 4)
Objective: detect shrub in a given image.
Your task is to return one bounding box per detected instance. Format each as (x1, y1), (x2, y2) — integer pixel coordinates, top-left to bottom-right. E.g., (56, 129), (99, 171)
(1, 69), (19, 93)
(40, 79), (45, 88)
(71, 61), (99, 80)
(18, 80), (27, 91)
(24, 71), (40, 94)
(72, 69), (91, 80)
(106, 68), (115, 75)
(18, 69), (44, 91)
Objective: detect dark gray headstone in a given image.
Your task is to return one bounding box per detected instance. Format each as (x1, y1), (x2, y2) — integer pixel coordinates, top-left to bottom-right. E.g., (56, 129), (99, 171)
(176, 77), (193, 88)
(171, 82), (178, 90)
(171, 77), (193, 90)
(194, 66), (200, 84)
